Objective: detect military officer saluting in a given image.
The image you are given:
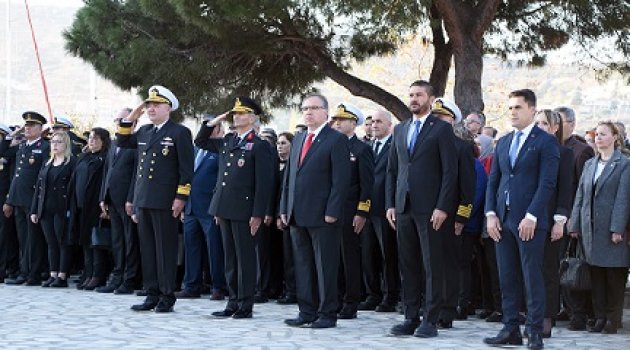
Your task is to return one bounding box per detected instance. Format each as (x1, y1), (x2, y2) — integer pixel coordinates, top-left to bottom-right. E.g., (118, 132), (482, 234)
(195, 97), (275, 319)
(51, 115), (87, 155)
(2, 112), (50, 285)
(116, 85), (194, 313)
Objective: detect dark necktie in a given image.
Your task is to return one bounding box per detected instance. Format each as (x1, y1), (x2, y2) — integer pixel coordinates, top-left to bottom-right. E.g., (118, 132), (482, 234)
(299, 133), (315, 165)
(374, 141), (382, 155)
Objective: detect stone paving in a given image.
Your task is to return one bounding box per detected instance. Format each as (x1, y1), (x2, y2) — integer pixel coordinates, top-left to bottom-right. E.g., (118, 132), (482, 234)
(0, 283), (628, 349)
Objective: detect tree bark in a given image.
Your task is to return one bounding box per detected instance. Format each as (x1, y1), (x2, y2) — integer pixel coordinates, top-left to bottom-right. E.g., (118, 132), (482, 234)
(428, 5), (452, 98)
(314, 51), (410, 121)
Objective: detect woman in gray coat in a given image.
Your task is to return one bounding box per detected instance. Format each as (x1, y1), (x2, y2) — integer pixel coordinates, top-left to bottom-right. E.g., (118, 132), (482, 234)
(569, 121), (630, 334)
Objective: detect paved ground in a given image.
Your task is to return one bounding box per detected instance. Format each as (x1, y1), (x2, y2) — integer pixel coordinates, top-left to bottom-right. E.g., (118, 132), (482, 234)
(1, 283), (629, 349)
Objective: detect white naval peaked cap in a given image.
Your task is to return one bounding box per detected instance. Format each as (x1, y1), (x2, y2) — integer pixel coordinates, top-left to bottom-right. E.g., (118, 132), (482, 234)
(333, 102), (365, 126)
(145, 85), (179, 111)
(0, 123), (11, 135)
(432, 97), (462, 124)
(53, 114), (74, 128)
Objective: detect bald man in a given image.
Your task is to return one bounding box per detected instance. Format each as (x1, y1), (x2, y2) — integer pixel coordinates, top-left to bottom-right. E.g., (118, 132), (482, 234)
(359, 110), (400, 312)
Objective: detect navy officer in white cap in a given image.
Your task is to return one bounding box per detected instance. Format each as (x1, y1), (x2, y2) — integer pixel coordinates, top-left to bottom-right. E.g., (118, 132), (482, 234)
(52, 114), (86, 155)
(330, 103), (374, 320)
(116, 85), (194, 312)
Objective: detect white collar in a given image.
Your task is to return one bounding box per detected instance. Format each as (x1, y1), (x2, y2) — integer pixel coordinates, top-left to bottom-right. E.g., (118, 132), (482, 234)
(307, 122), (326, 138)
(513, 121), (536, 139)
(153, 119), (168, 131)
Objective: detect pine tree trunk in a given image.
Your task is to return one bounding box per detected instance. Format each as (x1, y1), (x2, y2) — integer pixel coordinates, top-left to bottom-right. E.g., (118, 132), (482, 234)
(452, 35), (484, 116)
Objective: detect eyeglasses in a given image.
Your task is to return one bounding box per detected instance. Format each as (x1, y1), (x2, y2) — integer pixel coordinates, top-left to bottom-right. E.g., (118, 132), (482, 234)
(51, 140), (65, 144)
(465, 119), (480, 124)
(300, 106), (326, 112)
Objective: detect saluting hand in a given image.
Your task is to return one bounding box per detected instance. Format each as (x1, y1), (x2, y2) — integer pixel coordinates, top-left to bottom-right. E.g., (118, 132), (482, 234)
(206, 112), (230, 127)
(126, 102), (145, 122)
(172, 198), (185, 218)
(250, 217), (262, 236)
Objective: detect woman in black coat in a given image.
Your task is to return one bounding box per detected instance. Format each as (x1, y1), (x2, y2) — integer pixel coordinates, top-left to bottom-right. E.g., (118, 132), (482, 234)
(68, 127), (110, 290)
(535, 110), (574, 337)
(30, 131), (76, 288)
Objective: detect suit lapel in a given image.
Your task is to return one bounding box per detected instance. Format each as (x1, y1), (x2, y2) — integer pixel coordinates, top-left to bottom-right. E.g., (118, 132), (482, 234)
(293, 131), (306, 171)
(398, 119), (411, 163)
(146, 120), (172, 149)
(375, 137), (391, 163)
(410, 115), (435, 160)
(512, 125), (539, 169)
(300, 125), (330, 167)
(595, 151), (621, 196)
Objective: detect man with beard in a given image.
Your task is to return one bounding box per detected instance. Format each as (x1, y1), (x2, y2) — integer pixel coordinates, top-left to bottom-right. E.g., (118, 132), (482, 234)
(386, 80), (457, 338)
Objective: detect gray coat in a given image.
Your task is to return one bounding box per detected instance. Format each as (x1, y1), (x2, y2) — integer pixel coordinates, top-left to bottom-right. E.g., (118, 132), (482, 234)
(569, 149), (630, 267)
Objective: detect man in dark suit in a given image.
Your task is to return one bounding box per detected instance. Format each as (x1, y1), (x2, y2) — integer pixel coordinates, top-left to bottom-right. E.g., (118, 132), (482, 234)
(554, 106), (595, 330)
(175, 114), (226, 300)
(430, 98), (476, 328)
(195, 98), (275, 319)
(97, 109), (141, 294)
(117, 85), (194, 313)
(281, 93), (351, 329)
(483, 89), (559, 350)
(330, 103), (374, 320)
(2, 112), (50, 286)
(359, 110), (399, 312)
(0, 124), (18, 282)
(386, 80), (457, 338)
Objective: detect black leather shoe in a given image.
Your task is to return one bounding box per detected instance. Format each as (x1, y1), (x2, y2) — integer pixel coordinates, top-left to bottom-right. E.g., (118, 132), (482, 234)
(25, 278), (42, 286)
(136, 289), (148, 296)
(414, 322), (438, 338)
(309, 318), (336, 329)
(253, 294), (268, 303)
(483, 328), (523, 346)
(556, 309), (570, 321)
(114, 284), (135, 295)
(527, 333), (544, 350)
(602, 320), (617, 334)
(41, 277), (56, 287)
(174, 290), (201, 299)
(232, 310), (253, 319)
(95, 284), (118, 293)
(338, 305), (357, 319)
(6, 275), (27, 285)
(568, 317), (587, 331)
(437, 319), (453, 329)
(588, 319), (606, 333)
(50, 277), (68, 288)
(154, 301), (174, 313)
(390, 319), (421, 336)
(212, 309), (237, 317)
(131, 298), (159, 311)
(285, 317), (313, 327)
(276, 296), (297, 305)
(358, 299), (380, 311)
(485, 311), (503, 322)
(375, 303), (396, 312)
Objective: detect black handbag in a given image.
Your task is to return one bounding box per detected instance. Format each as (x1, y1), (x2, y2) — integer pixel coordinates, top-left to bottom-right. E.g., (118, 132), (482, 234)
(559, 237), (591, 291)
(90, 219), (112, 249)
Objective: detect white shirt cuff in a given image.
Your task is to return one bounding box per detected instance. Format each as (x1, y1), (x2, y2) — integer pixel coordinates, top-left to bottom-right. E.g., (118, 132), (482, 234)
(485, 211), (497, 217)
(526, 213), (537, 223)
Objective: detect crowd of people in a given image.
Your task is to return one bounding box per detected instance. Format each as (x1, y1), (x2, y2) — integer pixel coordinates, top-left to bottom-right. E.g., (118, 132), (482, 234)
(0, 82), (628, 349)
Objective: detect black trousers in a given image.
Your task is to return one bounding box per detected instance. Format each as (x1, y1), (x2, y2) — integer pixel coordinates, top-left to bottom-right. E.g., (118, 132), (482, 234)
(361, 217), (400, 305)
(255, 224), (271, 297)
(291, 225), (341, 321)
(439, 219), (461, 322)
(281, 227), (296, 298)
(220, 218), (257, 312)
(481, 237), (502, 312)
(543, 235), (562, 318)
(590, 266), (627, 325)
(339, 220), (362, 307)
(40, 212), (71, 273)
(108, 202), (141, 287)
(137, 208), (179, 303)
(0, 208), (19, 276)
(398, 211), (443, 323)
(458, 232), (479, 310)
(15, 206), (47, 280)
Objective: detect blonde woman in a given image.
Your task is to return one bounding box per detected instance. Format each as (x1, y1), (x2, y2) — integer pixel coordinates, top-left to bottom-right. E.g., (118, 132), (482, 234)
(30, 131), (76, 287)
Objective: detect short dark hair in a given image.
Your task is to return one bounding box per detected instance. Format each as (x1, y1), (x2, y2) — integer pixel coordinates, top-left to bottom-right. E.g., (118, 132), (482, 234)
(301, 93), (328, 110)
(409, 80), (434, 97)
(554, 106), (575, 123)
(508, 89), (537, 107)
(278, 131), (294, 144)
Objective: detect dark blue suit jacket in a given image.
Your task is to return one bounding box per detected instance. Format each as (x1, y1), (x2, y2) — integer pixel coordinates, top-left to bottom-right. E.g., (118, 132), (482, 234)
(485, 125), (559, 231)
(185, 148), (219, 218)
(280, 125), (350, 227)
